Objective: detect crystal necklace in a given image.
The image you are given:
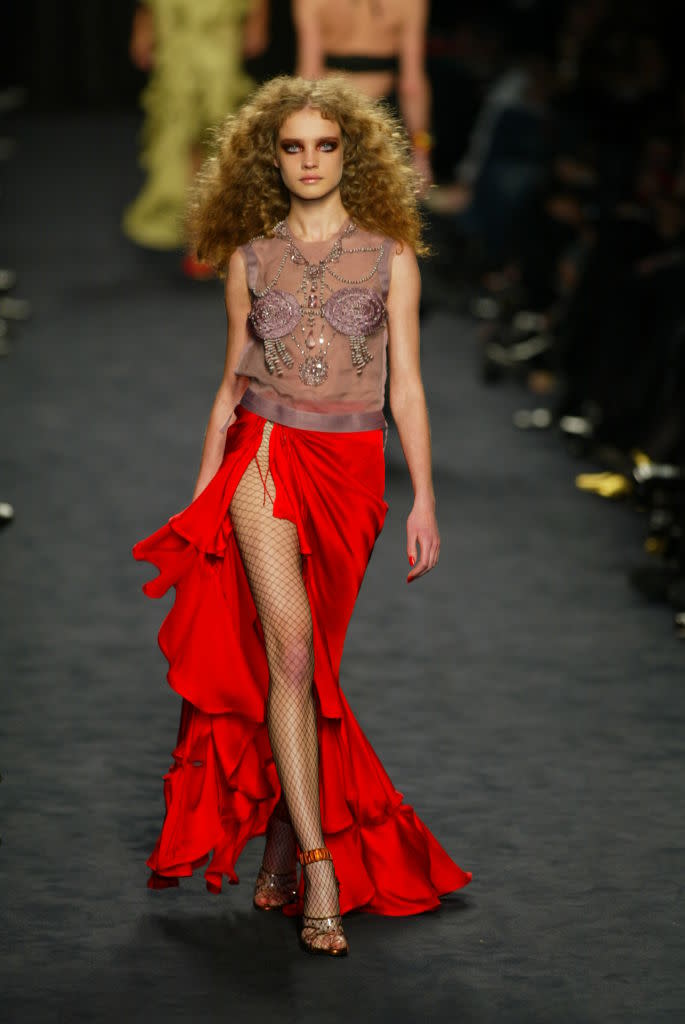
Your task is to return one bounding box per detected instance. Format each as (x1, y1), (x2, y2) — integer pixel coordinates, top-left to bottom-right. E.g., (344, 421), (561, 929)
(254, 219), (385, 386)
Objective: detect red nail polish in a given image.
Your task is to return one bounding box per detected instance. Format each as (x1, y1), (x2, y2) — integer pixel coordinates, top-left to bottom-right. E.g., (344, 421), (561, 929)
(409, 556), (415, 567)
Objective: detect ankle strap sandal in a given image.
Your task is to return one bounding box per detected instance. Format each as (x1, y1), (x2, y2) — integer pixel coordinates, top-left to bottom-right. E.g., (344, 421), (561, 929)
(297, 848), (348, 957)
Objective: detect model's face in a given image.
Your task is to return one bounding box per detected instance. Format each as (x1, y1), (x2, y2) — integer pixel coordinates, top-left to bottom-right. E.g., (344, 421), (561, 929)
(275, 108), (343, 201)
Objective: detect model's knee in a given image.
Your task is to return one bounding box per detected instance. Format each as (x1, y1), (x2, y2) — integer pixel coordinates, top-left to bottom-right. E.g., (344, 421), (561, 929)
(267, 622), (313, 690)
(277, 635), (313, 684)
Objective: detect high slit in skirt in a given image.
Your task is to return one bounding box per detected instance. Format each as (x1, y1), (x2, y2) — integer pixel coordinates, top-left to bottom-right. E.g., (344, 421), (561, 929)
(132, 404), (472, 914)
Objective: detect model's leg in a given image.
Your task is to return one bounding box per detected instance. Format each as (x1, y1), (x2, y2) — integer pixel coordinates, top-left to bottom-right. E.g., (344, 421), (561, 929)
(261, 796), (296, 873)
(229, 423), (347, 954)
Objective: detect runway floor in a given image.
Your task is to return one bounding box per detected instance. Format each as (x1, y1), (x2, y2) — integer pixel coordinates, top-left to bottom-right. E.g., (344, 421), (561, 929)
(1, 114), (684, 1023)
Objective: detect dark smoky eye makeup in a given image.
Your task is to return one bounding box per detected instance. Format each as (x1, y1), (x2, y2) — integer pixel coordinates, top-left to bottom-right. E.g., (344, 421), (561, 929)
(278, 138), (340, 153)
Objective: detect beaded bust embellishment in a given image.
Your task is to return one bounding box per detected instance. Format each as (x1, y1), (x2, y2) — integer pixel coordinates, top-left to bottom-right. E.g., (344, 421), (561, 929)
(247, 220), (387, 386)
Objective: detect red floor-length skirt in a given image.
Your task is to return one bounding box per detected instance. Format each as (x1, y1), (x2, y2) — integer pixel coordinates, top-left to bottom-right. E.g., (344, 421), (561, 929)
(133, 405), (471, 914)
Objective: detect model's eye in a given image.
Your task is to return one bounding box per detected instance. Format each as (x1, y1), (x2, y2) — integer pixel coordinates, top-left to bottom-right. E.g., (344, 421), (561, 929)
(319, 140), (339, 152)
(280, 142), (302, 154)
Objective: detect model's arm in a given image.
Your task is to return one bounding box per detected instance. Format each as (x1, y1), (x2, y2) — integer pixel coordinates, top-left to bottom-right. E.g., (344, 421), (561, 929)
(129, 3), (155, 71)
(293, 0), (324, 79)
(242, 0), (270, 59)
(398, 0), (432, 188)
(192, 250), (251, 500)
(397, 0), (430, 139)
(387, 244), (440, 582)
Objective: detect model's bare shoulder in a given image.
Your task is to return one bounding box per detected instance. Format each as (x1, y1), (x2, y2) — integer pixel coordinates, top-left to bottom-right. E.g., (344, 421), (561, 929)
(227, 246), (248, 278)
(389, 241), (419, 278)
(399, 0), (428, 26)
(292, 0), (325, 23)
(225, 248), (251, 311)
(387, 242), (419, 309)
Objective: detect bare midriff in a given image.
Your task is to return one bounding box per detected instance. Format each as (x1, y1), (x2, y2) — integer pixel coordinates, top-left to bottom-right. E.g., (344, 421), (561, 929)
(323, 69), (395, 100)
(318, 2), (404, 98)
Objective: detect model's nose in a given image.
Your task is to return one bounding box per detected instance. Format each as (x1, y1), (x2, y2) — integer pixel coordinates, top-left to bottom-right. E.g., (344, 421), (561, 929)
(302, 145), (318, 168)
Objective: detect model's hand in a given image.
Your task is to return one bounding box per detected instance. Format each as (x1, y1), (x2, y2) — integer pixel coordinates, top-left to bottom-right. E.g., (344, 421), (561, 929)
(406, 498), (440, 582)
(423, 181), (472, 215)
(130, 5), (156, 71)
(412, 148), (434, 198)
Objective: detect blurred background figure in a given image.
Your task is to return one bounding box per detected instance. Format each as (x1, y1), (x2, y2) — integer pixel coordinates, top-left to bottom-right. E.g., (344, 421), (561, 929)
(425, 1), (563, 275)
(123, 0), (269, 277)
(292, 0), (433, 190)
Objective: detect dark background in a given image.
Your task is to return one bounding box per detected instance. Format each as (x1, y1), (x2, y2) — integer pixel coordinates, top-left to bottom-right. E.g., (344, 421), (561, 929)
(2, 0), (293, 108)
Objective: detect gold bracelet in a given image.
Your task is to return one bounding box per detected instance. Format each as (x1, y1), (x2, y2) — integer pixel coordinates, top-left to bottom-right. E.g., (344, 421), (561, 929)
(412, 130), (434, 153)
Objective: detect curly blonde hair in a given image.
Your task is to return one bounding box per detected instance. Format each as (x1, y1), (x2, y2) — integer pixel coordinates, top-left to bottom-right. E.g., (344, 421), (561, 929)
(188, 75), (428, 274)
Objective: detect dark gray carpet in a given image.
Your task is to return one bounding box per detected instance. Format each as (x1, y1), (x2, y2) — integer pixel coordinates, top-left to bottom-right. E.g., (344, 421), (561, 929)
(1, 114), (684, 1024)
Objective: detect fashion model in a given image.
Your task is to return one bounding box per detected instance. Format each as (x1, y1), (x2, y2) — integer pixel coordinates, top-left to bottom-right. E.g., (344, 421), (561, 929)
(133, 75), (471, 957)
(123, 0), (265, 274)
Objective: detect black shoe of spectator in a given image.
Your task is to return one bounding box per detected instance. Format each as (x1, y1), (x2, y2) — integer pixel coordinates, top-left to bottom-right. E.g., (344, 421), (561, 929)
(632, 463), (685, 506)
(628, 563), (683, 602)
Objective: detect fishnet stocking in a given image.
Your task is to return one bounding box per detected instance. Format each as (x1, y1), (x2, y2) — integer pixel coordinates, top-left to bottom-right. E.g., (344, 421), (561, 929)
(253, 796), (297, 910)
(230, 422), (346, 951)
(261, 796), (296, 875)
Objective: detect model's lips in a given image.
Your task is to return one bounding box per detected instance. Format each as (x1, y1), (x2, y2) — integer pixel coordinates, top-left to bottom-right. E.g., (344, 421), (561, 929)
(300, 176), (322, 183)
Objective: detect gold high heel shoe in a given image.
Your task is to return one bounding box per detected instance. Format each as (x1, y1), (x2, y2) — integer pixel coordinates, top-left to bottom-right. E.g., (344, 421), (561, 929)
(298, 847), (348, 958)
(253, 808), (298, 911)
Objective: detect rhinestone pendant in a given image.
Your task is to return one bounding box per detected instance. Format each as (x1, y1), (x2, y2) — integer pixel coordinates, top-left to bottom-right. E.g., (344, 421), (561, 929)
(305, 331), (316, 349)
(299, 354), (329, 386)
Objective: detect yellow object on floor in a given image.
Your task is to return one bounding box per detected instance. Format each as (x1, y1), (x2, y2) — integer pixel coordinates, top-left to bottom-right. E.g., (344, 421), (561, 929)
(631, 450), (651, 468)
(575, 472), (633, 498)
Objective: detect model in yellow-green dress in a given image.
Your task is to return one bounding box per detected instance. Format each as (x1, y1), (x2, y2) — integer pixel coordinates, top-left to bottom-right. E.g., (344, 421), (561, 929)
(124, 0), (260, 251)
